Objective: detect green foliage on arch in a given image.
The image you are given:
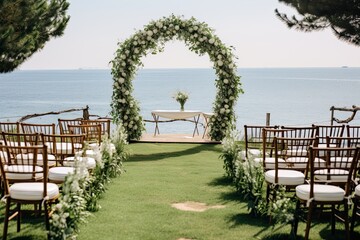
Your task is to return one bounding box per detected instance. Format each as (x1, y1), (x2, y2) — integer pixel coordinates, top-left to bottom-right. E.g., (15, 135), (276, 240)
(111, 15), (243, 141)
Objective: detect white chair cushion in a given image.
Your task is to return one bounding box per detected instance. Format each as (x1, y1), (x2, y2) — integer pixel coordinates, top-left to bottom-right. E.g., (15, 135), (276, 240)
(63, 156), (96, 169)
(285, 149), (308, 156)
(286, 157), (308, 169)
(314, 169), (349, 182)
(240, 149), (261, 161)
(330, 156), (352, 168)
(15, 153), (56, 166)
(47, 142), (82, 155)
(257, 157), (286, 169)
(318, 143), (337, 148)
(317, 144), (338, 157)
(73, 143), (83, 150)
(10, 182), (59, 201)
(50, 142), (73, 155)
(7, 165), (43, 180)
(265, 169), (305, 185)
(355, 185), (360, 197)
(49, 167), (74, 182)
(248, 149), (261, 156)
(296, 184), (345, 202)
(76, 149), (97, 158)
(286, 157), (325, 169)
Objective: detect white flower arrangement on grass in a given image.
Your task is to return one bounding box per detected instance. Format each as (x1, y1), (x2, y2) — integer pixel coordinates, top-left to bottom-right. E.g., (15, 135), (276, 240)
(111, 14), (243, 141)
(173, 90), (189, 111)
(49, 125), (129, 239)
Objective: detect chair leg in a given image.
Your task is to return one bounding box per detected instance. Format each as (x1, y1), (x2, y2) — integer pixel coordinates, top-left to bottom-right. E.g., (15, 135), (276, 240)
(351, 198), (358, 233)
(3, 198), (11, 240)
(291, 200), (301, 238)
(266, 184), (270, 205)
(16, 203), (21, 232)
(304, 202), (314, 240)
(38, 203), (42, 217)
(344, 203), (350, 240)
(331, 204), (336, 235)
(44, 201), (50, 230)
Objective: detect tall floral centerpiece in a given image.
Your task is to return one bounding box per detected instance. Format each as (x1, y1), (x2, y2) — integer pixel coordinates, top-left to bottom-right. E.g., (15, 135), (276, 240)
(173, 91), (188, 111)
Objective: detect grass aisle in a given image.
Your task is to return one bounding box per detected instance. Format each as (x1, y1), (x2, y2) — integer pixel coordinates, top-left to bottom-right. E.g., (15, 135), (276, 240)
(1, 143), (356, 239)
(78, 143), (282, 240)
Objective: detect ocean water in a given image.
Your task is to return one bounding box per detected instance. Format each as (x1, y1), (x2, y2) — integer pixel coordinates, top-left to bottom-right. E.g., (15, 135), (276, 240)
(0, 68), (359, 135)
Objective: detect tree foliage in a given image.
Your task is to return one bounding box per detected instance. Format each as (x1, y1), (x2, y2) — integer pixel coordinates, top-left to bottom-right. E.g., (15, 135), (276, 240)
(275, 0), (360, 46)
(0, 0), (70, 73)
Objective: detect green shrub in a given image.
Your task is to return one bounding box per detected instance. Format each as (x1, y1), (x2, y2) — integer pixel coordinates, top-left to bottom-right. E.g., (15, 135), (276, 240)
(234, 155), (266, 216)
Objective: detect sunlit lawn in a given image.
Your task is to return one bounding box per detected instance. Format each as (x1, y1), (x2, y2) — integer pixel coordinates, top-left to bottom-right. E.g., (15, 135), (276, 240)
(77, 143), (360, 240)
(1, 143), (360, 239)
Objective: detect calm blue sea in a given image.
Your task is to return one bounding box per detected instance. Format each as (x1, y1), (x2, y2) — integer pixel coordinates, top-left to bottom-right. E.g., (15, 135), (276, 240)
(0, 68), (359, 134)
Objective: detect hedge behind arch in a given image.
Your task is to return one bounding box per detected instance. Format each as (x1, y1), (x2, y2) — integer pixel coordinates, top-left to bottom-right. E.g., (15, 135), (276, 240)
(111, 15), (243, 141)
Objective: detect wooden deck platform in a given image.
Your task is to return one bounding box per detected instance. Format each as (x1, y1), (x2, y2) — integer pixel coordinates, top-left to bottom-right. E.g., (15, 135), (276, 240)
(131, 133), (220, 144)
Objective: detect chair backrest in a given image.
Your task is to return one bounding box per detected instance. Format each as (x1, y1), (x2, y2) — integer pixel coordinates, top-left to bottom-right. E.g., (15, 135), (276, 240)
(306, 146), (359, 192)
(262, 128), (290, 169)
(281, 125), (317, 139)
(21, 122), (56, 135)
(274, 136), (318, 171)
(2, 132), (39, 147)
(346, 125), (360, 138)
(40, 133), (85, 162)
(68, 124), (102, 144)
(58, 118), (83, 134)
(81, 119), (111, 136)
(325, 136), (360, 149)
(0, 122), (20, 134)
(0, 144), (49, 185)
(243, 125), (278, 158)
(312, 124), (345, 145)
(0, 122), (21, 143)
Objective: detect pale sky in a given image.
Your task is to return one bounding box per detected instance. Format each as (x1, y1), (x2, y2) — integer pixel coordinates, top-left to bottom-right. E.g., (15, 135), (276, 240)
(20, 0), (360, 70)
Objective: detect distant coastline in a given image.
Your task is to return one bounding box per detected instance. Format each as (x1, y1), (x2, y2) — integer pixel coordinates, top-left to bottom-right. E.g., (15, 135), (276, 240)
(14, 66), (360, 72)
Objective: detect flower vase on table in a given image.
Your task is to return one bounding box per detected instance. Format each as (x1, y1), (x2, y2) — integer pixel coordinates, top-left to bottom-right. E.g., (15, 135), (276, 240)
(173, 91), (188, 112)
(180, 102), (185, 111)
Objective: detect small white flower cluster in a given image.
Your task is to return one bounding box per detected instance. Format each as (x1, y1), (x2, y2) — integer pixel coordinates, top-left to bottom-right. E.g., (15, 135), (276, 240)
(221, 130), (240, 154)
(111, 124), (128, 154)
(111, 14), (243, 141)
(173, 91), (189, 103)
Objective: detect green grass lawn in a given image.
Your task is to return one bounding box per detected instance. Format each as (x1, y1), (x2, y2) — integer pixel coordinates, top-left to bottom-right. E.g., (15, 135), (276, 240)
(1, 143), (360, 239)
(77, 143), (360, 240)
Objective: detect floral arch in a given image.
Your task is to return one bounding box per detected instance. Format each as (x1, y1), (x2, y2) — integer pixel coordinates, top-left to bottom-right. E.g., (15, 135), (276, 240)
(110, 15), (243, 141)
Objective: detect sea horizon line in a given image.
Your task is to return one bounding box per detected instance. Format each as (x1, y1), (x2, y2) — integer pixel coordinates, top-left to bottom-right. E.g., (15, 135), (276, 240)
(14, 66), (359, 72)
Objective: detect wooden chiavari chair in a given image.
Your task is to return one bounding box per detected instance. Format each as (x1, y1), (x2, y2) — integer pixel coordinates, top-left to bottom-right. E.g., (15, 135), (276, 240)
(0, 144), (59, 239)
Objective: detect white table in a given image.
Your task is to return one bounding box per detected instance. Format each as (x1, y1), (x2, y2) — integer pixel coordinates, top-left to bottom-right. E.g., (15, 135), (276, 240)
(151, 110), (202, 137)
